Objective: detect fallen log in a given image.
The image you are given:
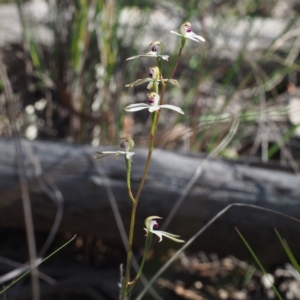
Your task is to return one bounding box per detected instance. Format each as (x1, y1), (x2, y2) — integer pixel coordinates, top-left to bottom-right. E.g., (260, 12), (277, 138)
(1, 137), (300, 266)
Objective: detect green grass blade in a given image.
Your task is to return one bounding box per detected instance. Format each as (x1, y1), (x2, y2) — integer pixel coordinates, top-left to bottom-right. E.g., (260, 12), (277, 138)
(71, 0), (90, 75)
(268, 124), (300, 159)
(235, 227), (282, 300)
(0, 235), (76, 294)
(274, 229), (300, 273)
(15, 0), (44, 73)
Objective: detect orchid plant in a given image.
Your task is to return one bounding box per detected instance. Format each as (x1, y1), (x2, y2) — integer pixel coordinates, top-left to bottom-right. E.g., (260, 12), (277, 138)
(95, 21), (205, 300)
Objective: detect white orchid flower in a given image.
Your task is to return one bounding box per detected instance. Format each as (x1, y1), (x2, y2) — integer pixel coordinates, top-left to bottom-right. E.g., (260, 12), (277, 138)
(94, 138), (135, 161)
(126, 41), (169, 61)
(124, 92), (184, 114)
(170, 21), (205, 42)
(144, 216), (185, 243)
(125, 66), (180, 90)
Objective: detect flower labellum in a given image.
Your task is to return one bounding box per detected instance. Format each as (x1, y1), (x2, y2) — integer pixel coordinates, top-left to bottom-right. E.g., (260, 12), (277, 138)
(124, 92), (184, 114)
(94, 138), (135, 161)
(170, 21), (205, 43)
(126, 41), (169, 61)
(144, 216), (185, 243)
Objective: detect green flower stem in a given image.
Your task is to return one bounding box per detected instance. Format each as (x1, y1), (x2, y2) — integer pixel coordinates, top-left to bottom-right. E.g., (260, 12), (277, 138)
(157, 56), (162, 76)
(181, 36), (186, 49)
(125, 158), (136, 204)
(127, 233), (153, 292)
(121, 42), (185, 299)
(121, 201), (137, 300)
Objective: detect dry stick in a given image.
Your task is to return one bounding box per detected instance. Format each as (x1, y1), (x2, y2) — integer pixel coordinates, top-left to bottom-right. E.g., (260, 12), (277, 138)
(0, 57), (40, 299)
(121, 44), (185, 299)
(136, 203), (300, 300)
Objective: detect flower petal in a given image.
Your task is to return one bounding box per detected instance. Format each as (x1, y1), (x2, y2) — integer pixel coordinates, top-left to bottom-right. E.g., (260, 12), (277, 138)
(126, 152), (135, 160)
(162, 79), (180, 87)
(160, 55), (169, 61)
(150, 230), (185, 243)
(148, 106), (161, 113)
(125, 103), (150, 112)
(94, 152), (114, 159)
(95, 151), (118, 155)
(125, 103), (150, 108)
(193, 34), (205, 42)
(145, 216), (162, 229)
(126, 52), (169, 61)
(188, 36), (200, 42)
(159, 105), (184, 114)
(169, 79), (181, 87)
(126, 55), (141, 61)
(161, 234), (184, 243)
(147, 81), (153, 89)
(170, 30), (183, 37)
(144, 51), (158, 57)
(126, 53), (157, 61)
(153, 231), (163, 242)
(125, 78), (152, 88)
(186, 32), (205, 42)
(94, 151), (127, 159)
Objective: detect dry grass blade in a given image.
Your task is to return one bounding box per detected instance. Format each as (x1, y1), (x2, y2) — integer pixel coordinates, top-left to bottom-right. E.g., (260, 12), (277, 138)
(161, 117), (240, 231)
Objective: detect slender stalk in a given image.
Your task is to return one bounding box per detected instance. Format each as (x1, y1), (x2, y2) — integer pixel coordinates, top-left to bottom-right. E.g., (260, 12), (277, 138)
(127, 233), (153, 291)
(125, 158), (136, 204)
(165, 37), (186, 85)
(157, 57), (162, 76)
(121, 201), (137, 300)
(134, 80), (159, 202)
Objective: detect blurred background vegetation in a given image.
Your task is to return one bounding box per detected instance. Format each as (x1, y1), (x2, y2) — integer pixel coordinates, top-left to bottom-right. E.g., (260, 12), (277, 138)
(1, 1), (300, 299)
(0, 0), (300, 166)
